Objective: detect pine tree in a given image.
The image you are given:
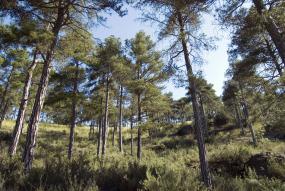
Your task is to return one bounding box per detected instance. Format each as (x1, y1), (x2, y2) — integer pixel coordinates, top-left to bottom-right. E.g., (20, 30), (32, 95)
(0, 49), (29, 129)
(89, 36), (124, 158)
(2, 0), (126, 171)
(113, 56), (132, 152)
(2, 21), (51, 157)
(138, 0), (214, 186)
(219, 0), (285, 67)
(128, 31), (165, 160)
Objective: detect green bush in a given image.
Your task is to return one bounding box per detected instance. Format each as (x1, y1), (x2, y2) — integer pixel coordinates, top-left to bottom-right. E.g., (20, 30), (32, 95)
(213, 111), (230, 127)
(213, 170), (285, 191)
(95, 161), (147, 191)
(144, 164), (206, 191)
(0, 156), (24, 190)
(264, 109), (285, 140)
(24, 154), (98, 191)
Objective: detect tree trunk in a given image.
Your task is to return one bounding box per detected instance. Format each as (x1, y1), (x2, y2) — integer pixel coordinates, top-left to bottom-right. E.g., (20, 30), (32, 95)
(118, 85), (123, 153)
(9, 50), (38, 156)
(264, 38), (283, 76)
(112, 98), (119, 146)
(130, 112), (134, 156)
(253, 0), (285, 66)
(0, 99), (10, 129)
(97, 117), (102, 156)
(234, 97), (244, 135)
(239, 83), (257, 146)
(112, 124), (116, 146)
(68, 60), (79, 160)
(137, 93), (142, 160)
(89, 121), (95, 140)
(198, 94), (208, 137)
(101, 74), (110, 158)
(22, 7), (64, 171)
(177, 11), (212, 187)
(0, 66), (14, 128)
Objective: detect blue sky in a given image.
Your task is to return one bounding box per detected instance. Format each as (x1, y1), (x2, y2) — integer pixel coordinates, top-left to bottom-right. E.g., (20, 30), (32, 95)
(92, 6), (231, 100)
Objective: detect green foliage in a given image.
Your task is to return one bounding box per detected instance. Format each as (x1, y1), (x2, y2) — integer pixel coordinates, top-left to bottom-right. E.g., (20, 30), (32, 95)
(144, 164), (205, 191)
(213, 173), (285, 191)
(213, 111), (231, 127)
(0, 156), (24, 190)
(0, 120), (285, 190)
(264, 104), (285, 139)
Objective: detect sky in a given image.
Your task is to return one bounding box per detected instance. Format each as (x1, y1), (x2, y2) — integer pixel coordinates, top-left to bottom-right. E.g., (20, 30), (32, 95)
(92, 6), (231, 100)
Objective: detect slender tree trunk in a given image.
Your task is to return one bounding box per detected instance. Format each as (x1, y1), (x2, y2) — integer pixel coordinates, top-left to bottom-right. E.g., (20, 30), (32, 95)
(137, 93), (142, 160)
(112, 98), (119, 146)
(239, 83), (257, 146)
(112, 123), (116, 146)
(198, 94), (208, 137)
(97, 117), (102, 156)
(101, 74), (110, 158)
(234, 97), (244, 135)
(22, 7), (64, 171)
(177, 11), (212, 187)
(0, 67), (14, 107)
(130, 112), (134, 156)
(0, 66), (14, 128)
(9, 50), (38, 156)
(89, 121), (95, 140)
(253, 0), (285, 65)
(97, 96), (104, 156)
(0, 99), (10, 128)
(264, 38), (283, 76)
(118, 85), (123, 153)
(68, 60), (79, 160)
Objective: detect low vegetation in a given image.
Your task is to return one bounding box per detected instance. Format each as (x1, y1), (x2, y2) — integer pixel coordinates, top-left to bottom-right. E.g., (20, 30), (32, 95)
(0, 120), (284, 191)
(1, 0), (285, 190)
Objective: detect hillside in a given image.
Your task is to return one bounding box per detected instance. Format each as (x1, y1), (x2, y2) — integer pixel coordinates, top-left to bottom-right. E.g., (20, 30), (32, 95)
(0, 120), (284, 191)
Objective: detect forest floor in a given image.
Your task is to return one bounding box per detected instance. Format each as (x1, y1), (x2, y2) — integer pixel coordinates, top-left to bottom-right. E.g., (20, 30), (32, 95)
(0, 120), (284, 191)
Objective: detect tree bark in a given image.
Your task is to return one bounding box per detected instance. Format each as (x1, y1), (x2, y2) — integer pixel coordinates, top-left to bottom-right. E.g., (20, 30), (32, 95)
(198, 94), (208, 137)
(97, 117), (102, 156)
(68, 60), (79, 160)
(136, 58), (143, 161)
(112, 98), (119, 146)
(9, 50), (38, 156)
(89, 121), (95, 140)
(253, 0), (285, 66)
(101, 74), (110, 158)
(0, 99), (10, 129)
(22, 5), (64, 171)
(118, 85), (123, 153)
(233, 97), (244, 135)
(0, 66), (14, 128)
(130, 112), (134, 156)
(264, 38), (283, 76)
(112, 124), (116, 146)
(239, 82), (257, 146)
(137, 92), (142, 160)
(177, 11), (212, 187)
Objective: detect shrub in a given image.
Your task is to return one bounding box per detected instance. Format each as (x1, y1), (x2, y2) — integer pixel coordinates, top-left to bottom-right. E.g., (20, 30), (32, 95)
(264, 109), (285, 140)
(213, 171), (285, 191)
(143, 164), (206, 191)
(95, 161), (147, 191)
(0, 156), (24, 190)
(213, 112), (230, 127)
(23, 154), (98, 191)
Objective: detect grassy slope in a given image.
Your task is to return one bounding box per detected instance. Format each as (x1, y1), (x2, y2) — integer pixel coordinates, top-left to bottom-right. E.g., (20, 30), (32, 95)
(0, 120), (284, 191)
